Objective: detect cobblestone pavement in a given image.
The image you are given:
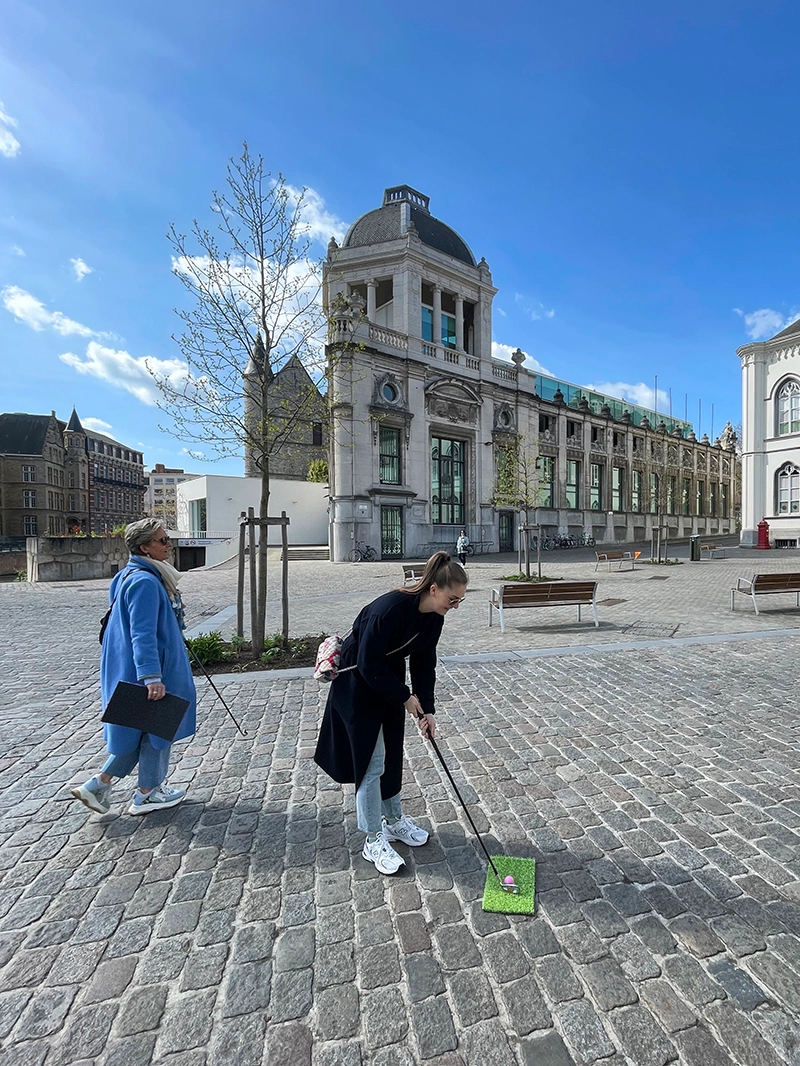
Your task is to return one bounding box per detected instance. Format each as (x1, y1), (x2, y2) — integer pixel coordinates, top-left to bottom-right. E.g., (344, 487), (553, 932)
(1, 551), (799, 1065)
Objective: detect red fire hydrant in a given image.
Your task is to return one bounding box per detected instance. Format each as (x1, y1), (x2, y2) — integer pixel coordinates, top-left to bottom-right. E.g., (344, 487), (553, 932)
(756, 518), (771, 550)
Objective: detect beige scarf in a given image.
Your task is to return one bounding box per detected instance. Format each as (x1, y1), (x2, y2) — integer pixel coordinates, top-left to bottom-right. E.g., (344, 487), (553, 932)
(140, 556), (182, 598)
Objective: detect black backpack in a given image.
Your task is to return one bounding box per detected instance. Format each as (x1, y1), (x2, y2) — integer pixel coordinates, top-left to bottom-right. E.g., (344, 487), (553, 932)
(99, 571), (132, 644)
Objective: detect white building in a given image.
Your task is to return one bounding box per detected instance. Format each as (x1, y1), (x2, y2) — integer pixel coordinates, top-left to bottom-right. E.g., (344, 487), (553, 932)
(144, 464), (200, 530)
(174, 475), (329, 568)
(738, 317), (800, 547)
(324, 185), (738, 562)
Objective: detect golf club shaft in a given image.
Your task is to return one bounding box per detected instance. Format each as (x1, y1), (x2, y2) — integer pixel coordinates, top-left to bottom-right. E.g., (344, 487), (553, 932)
(420, 718), (503, 884)
(186, 644), (248, 736)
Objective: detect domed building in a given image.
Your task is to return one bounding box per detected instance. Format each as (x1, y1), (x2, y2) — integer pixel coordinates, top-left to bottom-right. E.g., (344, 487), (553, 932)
(324, 185), (738, 562)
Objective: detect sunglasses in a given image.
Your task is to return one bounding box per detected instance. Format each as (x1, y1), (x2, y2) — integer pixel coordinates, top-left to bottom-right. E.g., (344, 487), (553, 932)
(152, 537), (171, 545)
(447, 595), (466, 607)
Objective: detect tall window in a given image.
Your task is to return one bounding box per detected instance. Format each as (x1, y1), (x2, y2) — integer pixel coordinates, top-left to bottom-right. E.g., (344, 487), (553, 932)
(722, 483), (729, 518)
(566, 460), (580, 509)
(22, 465), (35, 482)
(24, 515), (37, 535)
(667, 476), (676, 515)
(649, 473), (659, 514)
(590, 464), (603, 510)
(696, 480), (705, 516)
(631, 470), (642, 512)
(612, 467), (624, 511)
(682, 478), (691, 515)
(777, 463), (800, 514)
(312, 423), (323, 446)
(536, 456), (554, 506)
(379, 427), (401, 484)
(431, 437), (465, 524)
(421, 305), (433, 342)
(23, 490), (36, 508)
(777, 380), (800, 435)
(710, 483), (718, 517)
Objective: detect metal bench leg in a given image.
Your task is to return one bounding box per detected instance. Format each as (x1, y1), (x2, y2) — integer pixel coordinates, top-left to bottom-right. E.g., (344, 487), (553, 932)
(577, 604), (581, 623)
(499, 604), (505, 634)
(488, 602), (493, 628)
(730, 589), (735, 611)
(752, 593), (759, 616)
(592, 599), (599, 627)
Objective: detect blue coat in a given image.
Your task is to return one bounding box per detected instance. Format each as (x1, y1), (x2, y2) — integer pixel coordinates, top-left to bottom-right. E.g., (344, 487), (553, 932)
(101, 556), (196, 753)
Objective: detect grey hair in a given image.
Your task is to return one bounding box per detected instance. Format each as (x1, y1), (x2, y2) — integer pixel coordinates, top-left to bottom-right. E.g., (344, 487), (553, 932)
(125, 517), (165, 555)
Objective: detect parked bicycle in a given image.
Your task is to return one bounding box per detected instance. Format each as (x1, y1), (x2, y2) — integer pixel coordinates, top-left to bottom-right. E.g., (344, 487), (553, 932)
(348, 541), (378, 562)
(579, 532), (596, 547)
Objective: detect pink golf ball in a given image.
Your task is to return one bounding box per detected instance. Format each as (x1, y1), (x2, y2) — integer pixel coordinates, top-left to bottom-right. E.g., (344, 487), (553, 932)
(504, 875), (516, 886)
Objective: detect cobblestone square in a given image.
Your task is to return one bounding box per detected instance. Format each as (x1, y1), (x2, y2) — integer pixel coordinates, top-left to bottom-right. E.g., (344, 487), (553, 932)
(1, 546), (799, 1064)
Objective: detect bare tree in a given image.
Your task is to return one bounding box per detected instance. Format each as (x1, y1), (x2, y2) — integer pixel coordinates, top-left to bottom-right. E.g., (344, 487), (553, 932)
(492, 437), (551, 576)
(149, 144), (339, 650)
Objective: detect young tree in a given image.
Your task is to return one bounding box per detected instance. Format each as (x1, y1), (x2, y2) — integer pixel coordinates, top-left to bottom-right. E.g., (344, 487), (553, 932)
(150, 144), (337, 650)
(492, 437), (551, 576)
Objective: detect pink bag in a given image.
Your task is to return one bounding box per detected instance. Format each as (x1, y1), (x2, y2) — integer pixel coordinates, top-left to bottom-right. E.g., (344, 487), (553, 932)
(314, 634), (355, 683)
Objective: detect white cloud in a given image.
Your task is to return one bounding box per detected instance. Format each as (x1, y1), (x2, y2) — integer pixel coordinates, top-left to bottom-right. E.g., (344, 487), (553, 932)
(492, 341), (552, 376)
(81, 417), (113, 434)
(284, 183), (348, 244)
(59, 341), (197, 406)
(11, 245), (25, 257)
(734, 306), (800, 341)
(0, 103), (20, 158)
(585, 380), (669, 413)
(1, 285), (106, 338)
(496, 307), (506, 317)
(513, 292), (555, 322)
(70, 257), (93, 282)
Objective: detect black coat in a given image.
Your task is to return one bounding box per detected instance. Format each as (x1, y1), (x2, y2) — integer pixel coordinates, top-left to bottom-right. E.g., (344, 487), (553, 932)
(314, 590), (444, 798)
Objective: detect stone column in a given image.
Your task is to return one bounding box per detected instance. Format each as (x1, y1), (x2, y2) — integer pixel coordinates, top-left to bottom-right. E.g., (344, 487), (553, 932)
(432, 286), (442, 345)
(366, 279), (377, 321)
(455, 294), (464, 351)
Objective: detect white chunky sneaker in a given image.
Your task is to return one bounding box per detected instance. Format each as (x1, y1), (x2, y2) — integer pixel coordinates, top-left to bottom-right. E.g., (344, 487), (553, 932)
(383, 814), (429, 847)
(71, 776), (113, 815)
(362, 832), (405, 875)
(128, 783), (185, 816)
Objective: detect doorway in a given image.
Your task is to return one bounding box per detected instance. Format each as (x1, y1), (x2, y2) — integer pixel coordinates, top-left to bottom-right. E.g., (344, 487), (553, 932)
(381, 506), (403, 558)
(499, 512), (514, 553)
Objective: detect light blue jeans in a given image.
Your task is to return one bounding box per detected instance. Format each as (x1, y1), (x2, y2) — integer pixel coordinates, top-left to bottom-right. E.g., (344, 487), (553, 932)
(356, 727), (402, 835)
(101, 736), (171, 790)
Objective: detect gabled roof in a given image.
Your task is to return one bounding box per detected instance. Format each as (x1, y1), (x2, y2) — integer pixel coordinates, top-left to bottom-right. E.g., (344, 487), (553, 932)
(771, 316), (800, 341)
(0, 413), (56, 456)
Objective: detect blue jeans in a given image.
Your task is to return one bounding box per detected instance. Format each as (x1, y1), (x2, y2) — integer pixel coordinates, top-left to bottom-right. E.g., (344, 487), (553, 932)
(101, 736), (171, 790)
(355, 727), (402, 835)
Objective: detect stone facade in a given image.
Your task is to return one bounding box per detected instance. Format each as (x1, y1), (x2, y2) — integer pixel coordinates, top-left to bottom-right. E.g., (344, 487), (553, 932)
(26, 535), (128, 582)
(738, 318), (800, 547)
(324, 186), (739, 562)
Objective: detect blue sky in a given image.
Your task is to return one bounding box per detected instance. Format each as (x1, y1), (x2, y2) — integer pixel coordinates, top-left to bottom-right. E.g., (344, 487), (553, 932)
(2, 0), (798, 474)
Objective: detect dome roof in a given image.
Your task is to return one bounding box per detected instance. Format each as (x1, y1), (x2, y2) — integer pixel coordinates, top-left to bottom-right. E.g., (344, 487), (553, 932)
(342, 186), (476, 267)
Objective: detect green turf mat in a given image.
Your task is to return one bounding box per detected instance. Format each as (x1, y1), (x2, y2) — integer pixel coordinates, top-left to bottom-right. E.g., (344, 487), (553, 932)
(482, 855), (536, 915)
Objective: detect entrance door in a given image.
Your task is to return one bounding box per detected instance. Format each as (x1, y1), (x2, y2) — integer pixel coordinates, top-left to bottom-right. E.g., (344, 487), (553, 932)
(381, 506), (403, 558)
(499, 512), (514, 552)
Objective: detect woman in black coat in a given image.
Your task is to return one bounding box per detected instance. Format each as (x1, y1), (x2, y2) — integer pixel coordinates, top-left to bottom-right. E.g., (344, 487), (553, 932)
(314, 552), (468, 874)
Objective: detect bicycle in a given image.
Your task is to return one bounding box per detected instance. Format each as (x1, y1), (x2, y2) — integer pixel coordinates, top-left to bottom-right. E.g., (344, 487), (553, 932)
(348, 541), (378, 562)
(579, 532), (596, 547)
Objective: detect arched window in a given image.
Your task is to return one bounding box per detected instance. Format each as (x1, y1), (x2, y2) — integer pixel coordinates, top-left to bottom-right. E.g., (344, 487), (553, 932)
(777, 379), (800, 435)
(776, 463), (800, 514)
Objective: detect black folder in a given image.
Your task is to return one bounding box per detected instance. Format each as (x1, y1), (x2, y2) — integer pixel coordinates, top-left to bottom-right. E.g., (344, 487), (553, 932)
(101, 681), (190, 742)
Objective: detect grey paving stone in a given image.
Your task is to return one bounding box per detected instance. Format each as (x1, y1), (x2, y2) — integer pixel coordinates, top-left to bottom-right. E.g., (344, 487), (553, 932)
(705, 1000), (785, 1066)
(459, 1019), (518, 1066)
(264, 1022), (312, 1066)
(534, 954), (584, 1003)
(558, 999), (616, 1061)
(220, 960), (271, 1017)
(157, 900), (202, 937)
(583, 900), (630, 939)
(316, 941), (356, 989)
(638, 979), (696, 1034)
(448, 969), (498, 1025)
(500, 976), (551, 1035)
(207, 1013), (265, 1066)
(557, 922), (608, 964)
(411, 997), (458, 1059)
(405, 954), (446, 1002)
(315, 984), (360, 1041)
(134, 938), (190, 983)
(14, 985), (77, 1040)
(480, 931), (530, 984)
(609, 932), (661, 981)
(662, 955), (725, 1007)
(608, 1005), (677, 1065)
(45, 1002), (118, 1064)
(580, 957), (639, 1010)
(434, 925), (481, 970)
(104, 1033), (157, 1066)
(359, 942), (401, 989)
(362, 987), (409, 1048)
(180, 944), (229, 990)
(745, 951), (800, 1007)
(519, 1030), (576, 1066)
(0, 988), (31, 1040)
(270, 968), (313, 1022)
(312, 1045), (363, 1066)
(114, 983), (169, 1036)
(675, 1023), (737, 1066)
(45, 942), (105, 985)
(82, 954), (138, 1002)
(274, 926), (315, 971)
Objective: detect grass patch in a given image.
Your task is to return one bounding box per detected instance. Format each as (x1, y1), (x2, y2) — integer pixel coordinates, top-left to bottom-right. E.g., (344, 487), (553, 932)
(186, 631), (323, 674)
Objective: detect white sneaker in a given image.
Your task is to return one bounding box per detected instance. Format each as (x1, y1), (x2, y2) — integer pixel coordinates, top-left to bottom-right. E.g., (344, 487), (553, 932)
(71, 776), (112, 815)
(362, 832), (405, 875)
(128, 783), (185, 816)
(383, 814), (429, 847)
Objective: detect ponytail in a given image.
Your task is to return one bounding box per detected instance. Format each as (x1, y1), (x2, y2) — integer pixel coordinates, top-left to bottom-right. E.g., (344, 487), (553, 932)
(399, 551), (468, 595)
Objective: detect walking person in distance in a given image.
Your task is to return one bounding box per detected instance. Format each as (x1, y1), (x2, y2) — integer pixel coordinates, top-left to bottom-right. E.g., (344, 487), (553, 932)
(456, 529), (470, 567)
(71, 518), (196, 816)
(314, 552), (468, 874)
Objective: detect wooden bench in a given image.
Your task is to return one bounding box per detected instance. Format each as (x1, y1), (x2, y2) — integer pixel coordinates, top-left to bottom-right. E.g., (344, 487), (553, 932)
(731, 573), (800, 615)
(489, 581), (599, 633)
(403, 564), (426, 585)
(701, 543), (726, 559)
(595, 549), (636, 572)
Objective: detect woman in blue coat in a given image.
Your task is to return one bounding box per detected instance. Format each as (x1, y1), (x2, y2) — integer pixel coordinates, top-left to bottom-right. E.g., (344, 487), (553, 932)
(314, 552), (467, 875)
(72, 518), (196, 816)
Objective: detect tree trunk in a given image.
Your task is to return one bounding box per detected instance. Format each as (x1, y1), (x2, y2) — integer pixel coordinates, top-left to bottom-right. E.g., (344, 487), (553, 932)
(254, 457), (269, 652)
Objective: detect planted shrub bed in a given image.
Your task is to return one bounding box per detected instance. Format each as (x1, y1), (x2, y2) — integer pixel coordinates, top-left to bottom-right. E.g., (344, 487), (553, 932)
(186, 631), (323, 674)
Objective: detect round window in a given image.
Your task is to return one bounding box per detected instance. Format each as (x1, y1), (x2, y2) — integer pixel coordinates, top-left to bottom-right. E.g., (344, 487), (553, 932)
(498, 410), (512, 428)
(382, 382), (398, 403)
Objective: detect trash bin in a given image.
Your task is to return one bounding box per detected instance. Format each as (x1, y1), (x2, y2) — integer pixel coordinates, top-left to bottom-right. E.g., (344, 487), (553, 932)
(689, 534), (701, 562)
